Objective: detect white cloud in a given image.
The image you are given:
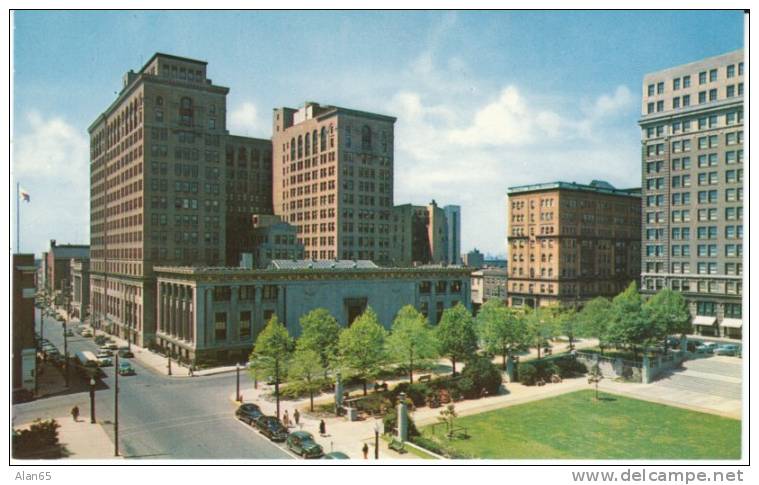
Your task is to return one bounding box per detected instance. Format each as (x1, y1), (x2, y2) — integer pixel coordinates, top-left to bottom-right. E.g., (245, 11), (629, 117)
(587, 85), (635, 119)
(14, 110), (89, 183)
(228, 101), (266, 137)
(13, 110), (90, 254)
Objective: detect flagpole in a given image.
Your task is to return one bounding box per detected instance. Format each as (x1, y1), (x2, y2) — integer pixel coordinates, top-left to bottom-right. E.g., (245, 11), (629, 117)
(16, 182), (20, 253)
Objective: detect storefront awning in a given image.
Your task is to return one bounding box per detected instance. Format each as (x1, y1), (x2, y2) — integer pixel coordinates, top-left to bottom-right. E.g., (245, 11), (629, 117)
(720, 318), (743, 329)
(693, 315), (717, 326)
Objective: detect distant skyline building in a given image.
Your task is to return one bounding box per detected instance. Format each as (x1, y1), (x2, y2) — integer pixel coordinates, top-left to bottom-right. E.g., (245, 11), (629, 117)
(390, 200), (460, 266)
(44, 239), (89, 303)
(507, 180), (641, 308)
(443, 205), (462, 265)
(272, 102), (396, 263)
(463, 248), (485, 268)
(639, 49), (744, 339)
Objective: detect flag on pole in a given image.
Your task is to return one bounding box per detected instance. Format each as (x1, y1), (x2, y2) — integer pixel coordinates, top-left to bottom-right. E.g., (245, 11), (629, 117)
(19, 187), (30, 202)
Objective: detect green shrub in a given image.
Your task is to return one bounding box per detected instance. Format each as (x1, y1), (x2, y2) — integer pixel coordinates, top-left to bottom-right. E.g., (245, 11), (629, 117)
(12, 419), (63, 459)
(461, 356), (502, 396)
(392, 382), (429, 407)
(456, 376), (475, 397)
(518, 363), (538, 385)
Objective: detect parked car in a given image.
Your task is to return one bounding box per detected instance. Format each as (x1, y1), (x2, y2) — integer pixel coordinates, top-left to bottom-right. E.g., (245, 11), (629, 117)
(105, 343), (119, 350)
(235, 403), (263, 425)
(97, 355), (113, 367)
(82, 330), (93, 338)
(98, 348), (114, 357)
(695, 342), (719, 354)
(714, 344), (740, 356)
(322, 451), (349, 460)
(286, 431), (324, 458)
(118, 349), (135, 358)
(64, 329), (74, 337)
(118, 361), (136, 375)
(254, 416), (288, 442)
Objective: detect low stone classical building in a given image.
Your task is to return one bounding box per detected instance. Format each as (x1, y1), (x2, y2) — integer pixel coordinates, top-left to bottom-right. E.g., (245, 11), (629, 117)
(154, 260), (472, 364)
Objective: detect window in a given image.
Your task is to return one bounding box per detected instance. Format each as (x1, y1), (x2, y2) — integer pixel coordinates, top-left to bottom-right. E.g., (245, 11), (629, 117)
(682, 94), (690, 107)
(239, 311), (252, 340)
(214, 312), (227, 341)
(709, 88), (717, 102)
(698, 91), (706, 104)
(672, 97), (680, 109)
(656, 100), (664, 112)
(657, 82), (664, 94)
(361, 125), (372, 150)
(727, 64), (735, 78)
(673, 78), (681, 90)
(699, 71), (707, 84)
(727, 85), (735, 98)
(683, 75), (691, 87)
(647, 84), (655, 96)
(647, 102), (654, 114)
(709, 69), (717, 82)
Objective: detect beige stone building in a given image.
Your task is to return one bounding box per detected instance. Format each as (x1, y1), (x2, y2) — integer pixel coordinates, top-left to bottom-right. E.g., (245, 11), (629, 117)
(272, 102), (396, 263)
(639, 50), (744, 338)
(507, 180), (641, 308)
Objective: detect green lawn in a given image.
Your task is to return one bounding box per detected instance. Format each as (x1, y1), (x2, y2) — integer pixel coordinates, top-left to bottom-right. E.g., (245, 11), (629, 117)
(419, 390), (741, 459)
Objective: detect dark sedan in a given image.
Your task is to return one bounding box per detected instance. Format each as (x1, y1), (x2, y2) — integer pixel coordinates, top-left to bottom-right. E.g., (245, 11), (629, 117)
(254, 415), (288, 442)
(235, 403), (263, 425)
(323, 451), (350, 460)
(287, 431), (324, 458)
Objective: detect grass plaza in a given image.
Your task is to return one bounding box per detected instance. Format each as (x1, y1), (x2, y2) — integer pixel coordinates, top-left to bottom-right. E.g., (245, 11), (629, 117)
(419, 390), (741, 459)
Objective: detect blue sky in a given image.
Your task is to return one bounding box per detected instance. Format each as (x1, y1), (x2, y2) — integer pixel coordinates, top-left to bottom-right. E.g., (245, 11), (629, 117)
(12, 10), (744, 257)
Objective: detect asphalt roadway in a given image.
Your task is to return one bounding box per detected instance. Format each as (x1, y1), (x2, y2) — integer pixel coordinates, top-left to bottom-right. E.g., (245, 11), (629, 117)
(13, 309), (292, 460)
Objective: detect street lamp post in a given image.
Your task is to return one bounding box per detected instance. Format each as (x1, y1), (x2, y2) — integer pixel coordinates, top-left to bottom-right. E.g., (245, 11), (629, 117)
(374, 422), (380, 460)
(236, 363), (241, 402)
(114, 353), (119, 456)
(61, 316), (69, 388)
(167, 354), (172, 376)
(89, 378), (96, 423)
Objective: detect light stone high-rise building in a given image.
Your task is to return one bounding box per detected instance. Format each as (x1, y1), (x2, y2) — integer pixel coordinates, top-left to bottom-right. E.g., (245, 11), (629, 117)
(272, 102), (396, 263)
(639, 50), (744, 339)
(88, 53), (272, 347)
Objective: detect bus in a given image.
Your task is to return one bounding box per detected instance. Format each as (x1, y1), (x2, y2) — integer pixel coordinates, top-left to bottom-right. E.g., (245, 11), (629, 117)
(75, 351), (102, 378)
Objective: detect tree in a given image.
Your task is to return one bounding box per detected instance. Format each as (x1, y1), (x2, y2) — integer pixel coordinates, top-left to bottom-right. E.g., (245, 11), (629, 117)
(437, 404), (458, 438)
(557, 307), (579, 350)
(644, 288), (692, 354)
(289, 348), (325, 412)
(477, 300), (528, 369)
(577, 297), (613, 354)
(607, 282), (656, 359)
(387, 305), (438, 383)
(435, 303), (478, 376)
(297, 308), (342, 375)
(461, 355), (502, 397)
(525, 307), (559, 360)
(250, 315), (293, 419)
(337, 307), (389, 396)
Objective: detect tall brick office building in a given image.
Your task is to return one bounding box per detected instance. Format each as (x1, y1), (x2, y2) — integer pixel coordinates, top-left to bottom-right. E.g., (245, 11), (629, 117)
(88, 53), (272, 347)
(272, 102), (396, 263)
(507, 180), (641, 308)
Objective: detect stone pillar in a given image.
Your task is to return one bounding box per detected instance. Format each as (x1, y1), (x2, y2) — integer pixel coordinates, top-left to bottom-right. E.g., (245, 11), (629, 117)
(642, 354), (651, 384)
(253, 286), (263, 338)
(397, 392), (408, 443)
(334, 372), (344, 415)
(680, 335), (688, 356)
(506, 355), (515, 382)
(230, 285), (240, 342)
(276, 285), (285, 327)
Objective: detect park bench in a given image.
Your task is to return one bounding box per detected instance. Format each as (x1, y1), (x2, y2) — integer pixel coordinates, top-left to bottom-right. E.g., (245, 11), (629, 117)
(418, 374), (432, 383)
(389, 439), (407, 454)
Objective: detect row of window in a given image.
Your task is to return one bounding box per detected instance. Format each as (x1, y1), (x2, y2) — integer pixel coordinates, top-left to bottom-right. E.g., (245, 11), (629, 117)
(644, 110), (742, 139)
(646, 62), (743, 97)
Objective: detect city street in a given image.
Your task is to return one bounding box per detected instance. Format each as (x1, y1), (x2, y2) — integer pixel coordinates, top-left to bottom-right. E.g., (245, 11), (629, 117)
(13, 309), (291, 460)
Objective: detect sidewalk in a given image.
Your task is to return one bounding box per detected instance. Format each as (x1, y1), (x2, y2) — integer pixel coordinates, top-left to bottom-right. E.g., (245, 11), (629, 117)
(16, 416), (120, 460)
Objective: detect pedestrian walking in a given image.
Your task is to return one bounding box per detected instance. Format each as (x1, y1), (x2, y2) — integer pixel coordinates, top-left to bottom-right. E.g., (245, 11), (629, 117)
(71, 405), (79, 422)
(319, 419), (326, 436)
(188, 366), (194, 377)
(283, 410), (290, 428)
(293, 409), (300, 426)
(362, 442), (369, 459)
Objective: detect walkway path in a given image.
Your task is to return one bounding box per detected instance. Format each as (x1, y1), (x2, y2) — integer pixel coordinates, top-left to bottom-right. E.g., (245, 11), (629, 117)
(15, 416), (121, 460)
